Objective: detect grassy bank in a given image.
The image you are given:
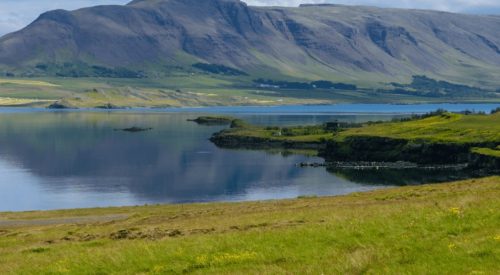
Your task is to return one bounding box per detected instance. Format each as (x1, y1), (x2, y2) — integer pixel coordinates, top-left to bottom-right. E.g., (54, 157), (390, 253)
(0, 177), (499, 274)
(334, 112), (500, 144)
(326, 112), (500, 165)
(212, 112), (500, 145)
(210, 113), (500, 167)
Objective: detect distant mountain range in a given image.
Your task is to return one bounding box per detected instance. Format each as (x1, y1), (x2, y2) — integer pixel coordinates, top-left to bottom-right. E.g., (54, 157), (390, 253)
(1, 0), (500, 88)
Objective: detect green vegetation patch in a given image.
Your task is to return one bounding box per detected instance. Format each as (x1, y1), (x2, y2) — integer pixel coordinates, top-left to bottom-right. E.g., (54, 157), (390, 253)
(388, 75), (496, 98)
(212, 112), (500, 146)
(472, 147), (500, 158)
(214, 119), (334, 143)
(192, 63), (248, 76)
(0, 177), (499, 274)
(34, 62), (145, 78)
(334, 112), (500, 144)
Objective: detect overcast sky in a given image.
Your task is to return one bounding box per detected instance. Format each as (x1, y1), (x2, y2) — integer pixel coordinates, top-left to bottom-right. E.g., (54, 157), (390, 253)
(1, 0), (500, 36)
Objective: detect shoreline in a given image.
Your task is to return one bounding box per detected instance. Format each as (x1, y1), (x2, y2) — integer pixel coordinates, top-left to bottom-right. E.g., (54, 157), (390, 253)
(0, 175), (495, 217)
(0, 102), (499, 114)
(0, 176), (498, 273)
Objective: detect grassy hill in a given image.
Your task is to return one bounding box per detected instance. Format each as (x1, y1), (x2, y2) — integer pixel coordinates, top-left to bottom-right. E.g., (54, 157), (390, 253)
(0, 176), (498, 274)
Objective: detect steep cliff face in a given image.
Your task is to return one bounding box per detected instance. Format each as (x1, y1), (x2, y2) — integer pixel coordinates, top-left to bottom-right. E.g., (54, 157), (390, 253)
(1, 0), (500, 86)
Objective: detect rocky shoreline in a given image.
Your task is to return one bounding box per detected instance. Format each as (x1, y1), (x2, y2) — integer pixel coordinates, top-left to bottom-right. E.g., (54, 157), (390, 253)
(298, 161), (469, 170)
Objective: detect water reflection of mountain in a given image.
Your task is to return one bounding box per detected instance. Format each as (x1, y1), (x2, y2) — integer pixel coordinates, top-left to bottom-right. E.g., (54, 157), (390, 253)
(0, 112), (316, 202)
(328, 167), (479, 186)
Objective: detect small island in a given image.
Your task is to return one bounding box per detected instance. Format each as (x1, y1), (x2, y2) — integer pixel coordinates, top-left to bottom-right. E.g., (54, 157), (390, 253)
(188, 116), (235, 125)
(116, 127), (153, 133)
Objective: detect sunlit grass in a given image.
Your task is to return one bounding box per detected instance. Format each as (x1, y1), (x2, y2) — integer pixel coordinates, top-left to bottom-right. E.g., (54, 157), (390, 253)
(335, 113), (500, 144)
(0, 79), (59, 87)
(472, 147), (500, 157)
(0, 97), (52, 106)
(0, 176), (498, 274)
(214, 113), (500, 146)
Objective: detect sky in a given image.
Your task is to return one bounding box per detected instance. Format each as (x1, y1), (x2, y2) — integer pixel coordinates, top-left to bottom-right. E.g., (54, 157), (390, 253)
(1, 0), (500, 36)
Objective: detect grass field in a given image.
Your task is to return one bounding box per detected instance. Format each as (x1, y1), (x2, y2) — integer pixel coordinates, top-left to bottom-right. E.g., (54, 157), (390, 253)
(216, 112), (500, 146)
(0, 76), (499, 108)
(0, 97), (52, 106)
(0, 176), (498, 274)
(216, 121), (334, 143)
(334, 113), (500, 144)
(0, 76), (331, 107)
(0, 79), (59, 87)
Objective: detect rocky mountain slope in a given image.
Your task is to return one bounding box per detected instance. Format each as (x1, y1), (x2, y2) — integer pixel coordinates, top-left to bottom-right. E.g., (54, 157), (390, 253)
(1, 0), (499, 87)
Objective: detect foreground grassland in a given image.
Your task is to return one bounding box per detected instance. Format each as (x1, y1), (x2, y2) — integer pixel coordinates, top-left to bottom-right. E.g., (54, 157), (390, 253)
(0, 177), (499, 274)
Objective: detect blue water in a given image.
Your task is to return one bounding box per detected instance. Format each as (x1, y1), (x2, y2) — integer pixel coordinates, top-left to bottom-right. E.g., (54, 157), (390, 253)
(162, 103), (500, 114)
(0, 103), (497, 212)
(0, 103), (498, 115)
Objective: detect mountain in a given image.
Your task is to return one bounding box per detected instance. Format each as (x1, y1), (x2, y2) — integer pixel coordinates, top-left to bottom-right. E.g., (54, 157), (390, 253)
(1, 0), (500, 87)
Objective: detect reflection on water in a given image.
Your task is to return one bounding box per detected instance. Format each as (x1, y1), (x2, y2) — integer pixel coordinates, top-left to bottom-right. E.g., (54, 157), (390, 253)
(327, 167), (479, 186)
(0, 106), (494, 211)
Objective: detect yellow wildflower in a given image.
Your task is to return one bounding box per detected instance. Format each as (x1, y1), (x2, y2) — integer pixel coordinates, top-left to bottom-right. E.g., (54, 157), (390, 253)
(449, 207), (461, 215)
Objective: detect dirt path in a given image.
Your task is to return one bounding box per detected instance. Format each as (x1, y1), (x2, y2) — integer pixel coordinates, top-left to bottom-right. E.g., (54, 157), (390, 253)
(0, 214), (129, 228)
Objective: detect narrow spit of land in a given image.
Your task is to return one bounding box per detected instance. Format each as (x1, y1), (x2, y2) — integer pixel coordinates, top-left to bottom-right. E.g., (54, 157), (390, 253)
(0, 177), (498, 274)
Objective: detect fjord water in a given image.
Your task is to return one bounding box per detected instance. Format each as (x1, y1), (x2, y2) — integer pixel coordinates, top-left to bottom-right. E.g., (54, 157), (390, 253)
(0, 104), (498, 211)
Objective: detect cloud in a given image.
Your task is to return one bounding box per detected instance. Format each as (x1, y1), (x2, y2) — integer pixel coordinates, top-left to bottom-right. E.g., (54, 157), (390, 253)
(1, 0), (499, 36)
(245, 0), (500, 13)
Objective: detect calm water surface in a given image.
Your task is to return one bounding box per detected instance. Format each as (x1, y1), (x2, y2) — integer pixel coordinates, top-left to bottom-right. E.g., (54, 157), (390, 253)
(0, 104), (498, 211)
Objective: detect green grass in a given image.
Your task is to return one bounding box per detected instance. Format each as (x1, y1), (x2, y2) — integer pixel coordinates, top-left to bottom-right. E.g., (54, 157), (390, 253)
(217, 122), (334, 143)
(1, 75), (499, 108)
(215, 113), (500, 146)
(472, 146), (500, 157)
(335, 113), (500, 144)
(0, 79), (59, 87)
(0, 76), (331, 107)
(0, 176), (498, 274)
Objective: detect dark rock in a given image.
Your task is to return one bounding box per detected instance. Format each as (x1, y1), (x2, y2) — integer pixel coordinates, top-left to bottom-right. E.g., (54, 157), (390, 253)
(95, 103), (124, 110)
(117, 127), (153, 132)
(188, 116), (234, 125)
(47, 102), (74, 109)
(110, 229), (130, 240)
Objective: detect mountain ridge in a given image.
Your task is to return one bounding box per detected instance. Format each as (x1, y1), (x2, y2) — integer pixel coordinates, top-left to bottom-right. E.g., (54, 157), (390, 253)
(1, 0), (500, 87)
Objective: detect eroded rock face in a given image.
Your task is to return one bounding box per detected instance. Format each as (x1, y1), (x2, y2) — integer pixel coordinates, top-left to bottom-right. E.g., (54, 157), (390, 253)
(1, 0), (500, 85)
